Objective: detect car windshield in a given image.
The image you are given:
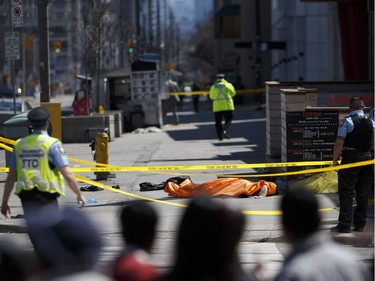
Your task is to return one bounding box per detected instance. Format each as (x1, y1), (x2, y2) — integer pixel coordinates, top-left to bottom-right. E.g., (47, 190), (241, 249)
(0, 100), (22, 111)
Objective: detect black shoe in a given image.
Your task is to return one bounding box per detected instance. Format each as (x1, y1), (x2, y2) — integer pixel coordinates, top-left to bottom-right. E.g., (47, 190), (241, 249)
(223, 131), (230, 139)
(330, 225), (351, 233)
(353, 226), (364, 232)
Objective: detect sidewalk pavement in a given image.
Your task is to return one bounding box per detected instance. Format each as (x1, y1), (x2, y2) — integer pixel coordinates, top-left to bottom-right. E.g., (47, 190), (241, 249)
(0, 95), (373, 249)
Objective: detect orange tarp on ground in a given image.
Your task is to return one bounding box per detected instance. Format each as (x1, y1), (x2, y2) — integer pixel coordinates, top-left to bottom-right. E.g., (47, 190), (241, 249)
(164, 178), (277, 198)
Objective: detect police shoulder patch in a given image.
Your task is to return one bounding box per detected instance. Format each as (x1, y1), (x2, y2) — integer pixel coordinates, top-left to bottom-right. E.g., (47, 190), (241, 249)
(58, 144), (66, 155)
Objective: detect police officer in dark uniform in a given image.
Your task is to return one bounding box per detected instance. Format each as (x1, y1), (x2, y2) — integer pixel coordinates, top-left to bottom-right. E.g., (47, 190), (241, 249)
(331, 97), (375, 233)
(1, 107), (85, 222)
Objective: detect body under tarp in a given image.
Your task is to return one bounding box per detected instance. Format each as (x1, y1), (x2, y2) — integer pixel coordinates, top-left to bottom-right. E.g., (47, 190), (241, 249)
(164, 178), (277, 198)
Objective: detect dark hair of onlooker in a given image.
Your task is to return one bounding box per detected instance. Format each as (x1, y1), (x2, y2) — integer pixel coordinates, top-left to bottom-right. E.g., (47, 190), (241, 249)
(281, 187), (320, 240)
(120, 202), (158, 252)
(0, 239), (29, 281)
(164, 195), (247, 281)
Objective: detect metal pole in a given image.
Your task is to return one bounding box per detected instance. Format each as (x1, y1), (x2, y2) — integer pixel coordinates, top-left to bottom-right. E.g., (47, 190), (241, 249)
(255, 0), (262, 104)
(96, 3), (101, 112)
(22, 32), (26, 97)
(84, 22), (89, 115)
(8, 0), (17, 115)
(38, 0), (50, 102)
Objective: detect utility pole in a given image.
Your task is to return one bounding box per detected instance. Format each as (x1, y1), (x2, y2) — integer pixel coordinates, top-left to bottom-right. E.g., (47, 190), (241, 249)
(38, 0), (50, 102)
(156, 0), (161, 48)
(255, 0), (262, 104)
(7, 0), (17, 115)
(148, 0), (153, 47)
(164, 1), (170, 65)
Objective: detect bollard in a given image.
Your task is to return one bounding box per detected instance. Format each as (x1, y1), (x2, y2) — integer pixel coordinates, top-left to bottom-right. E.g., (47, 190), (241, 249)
(94, 131), (109, 180)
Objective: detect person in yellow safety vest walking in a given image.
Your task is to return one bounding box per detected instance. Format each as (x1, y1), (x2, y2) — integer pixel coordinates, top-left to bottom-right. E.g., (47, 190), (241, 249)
(1, 107), (85, 234)
(209, 73), (236, 140)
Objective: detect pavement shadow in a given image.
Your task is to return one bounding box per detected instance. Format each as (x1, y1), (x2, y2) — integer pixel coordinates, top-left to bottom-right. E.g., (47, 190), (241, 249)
(164, 102), (267, 166)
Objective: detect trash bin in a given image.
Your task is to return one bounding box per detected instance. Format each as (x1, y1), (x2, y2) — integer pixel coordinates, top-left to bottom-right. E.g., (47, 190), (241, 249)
(123, 113), (133, 132)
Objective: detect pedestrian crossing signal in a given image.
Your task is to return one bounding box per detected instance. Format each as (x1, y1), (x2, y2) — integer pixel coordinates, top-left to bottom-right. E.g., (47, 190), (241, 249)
(53, 41), (62, 53)
(127, 39), (133, 53)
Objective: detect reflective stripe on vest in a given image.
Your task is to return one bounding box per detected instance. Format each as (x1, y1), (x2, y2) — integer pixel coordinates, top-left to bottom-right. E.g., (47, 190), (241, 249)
(212, 84), (232, 101)
(15, 134), (65, 196)
(210, 81), (235, 112)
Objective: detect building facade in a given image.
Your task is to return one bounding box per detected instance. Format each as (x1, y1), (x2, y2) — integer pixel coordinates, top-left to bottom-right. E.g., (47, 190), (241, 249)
(213, 0), (373, 94)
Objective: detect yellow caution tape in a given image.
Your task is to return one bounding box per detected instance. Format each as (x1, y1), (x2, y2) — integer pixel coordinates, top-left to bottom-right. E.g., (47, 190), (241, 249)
(67, 159), (372, 176)
(0, 142), (13, 152)
(169, 88), (265, 96)
(0, 136), (15, 145)
(1, 136), (371, 214)
(68, 161), (334, 173)
(75, 174), (187, 208)
(1, 137), (373, 179)
(218, 159), (375, 178)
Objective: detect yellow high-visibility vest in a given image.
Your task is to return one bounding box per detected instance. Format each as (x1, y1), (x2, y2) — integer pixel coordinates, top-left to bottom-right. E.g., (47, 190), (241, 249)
(14, 134), (65, 196)
(209, 79), (236, 112)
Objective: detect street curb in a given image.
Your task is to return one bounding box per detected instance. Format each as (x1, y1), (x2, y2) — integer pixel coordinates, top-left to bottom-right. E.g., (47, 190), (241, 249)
(0, 223), (26, 233)
(260, 235), (374, 248)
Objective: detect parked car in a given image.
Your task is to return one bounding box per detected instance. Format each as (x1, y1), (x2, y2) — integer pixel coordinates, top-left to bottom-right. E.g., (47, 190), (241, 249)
(0, 97), (32, 113)
(0, 86), (13, 97)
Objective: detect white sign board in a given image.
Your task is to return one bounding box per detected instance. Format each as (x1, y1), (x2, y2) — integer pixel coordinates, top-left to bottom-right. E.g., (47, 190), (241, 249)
(5, 32), (20, 61)
(11, 0), (23, 28)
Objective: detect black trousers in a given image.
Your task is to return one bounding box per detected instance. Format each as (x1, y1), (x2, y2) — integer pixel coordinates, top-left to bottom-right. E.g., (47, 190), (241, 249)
(18, 188), (59, 215)
(18, 188), (59, 246)
(338, 152), (374, 228)
(214, 110), (233, 139)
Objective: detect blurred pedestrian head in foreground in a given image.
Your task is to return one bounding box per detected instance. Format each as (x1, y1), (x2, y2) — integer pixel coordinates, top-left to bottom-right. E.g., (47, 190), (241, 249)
(274, 187), (371, 281)
(120, 201), (158, 252)
(0, 239), (29, 281)
(162, 195), (254, 281)
(281, 187), (320, 242)
(111, 202), (160, 281)
(27, 206), (110, 280)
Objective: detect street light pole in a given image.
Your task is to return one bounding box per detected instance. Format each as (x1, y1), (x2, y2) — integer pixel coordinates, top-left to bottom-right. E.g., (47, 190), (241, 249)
(255, 0), (262, 104)
(8, 0), (16, 115)
(38, 0), (50, 102)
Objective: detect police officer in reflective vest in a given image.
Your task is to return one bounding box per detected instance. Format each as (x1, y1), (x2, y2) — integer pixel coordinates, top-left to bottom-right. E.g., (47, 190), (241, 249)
(331, 97), (375, 233)
(1, 107), (85, 221)
(209, 74), (236, 140)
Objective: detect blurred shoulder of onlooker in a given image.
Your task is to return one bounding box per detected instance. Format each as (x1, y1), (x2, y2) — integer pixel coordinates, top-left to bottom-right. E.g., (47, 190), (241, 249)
(274, 187), (371, 281)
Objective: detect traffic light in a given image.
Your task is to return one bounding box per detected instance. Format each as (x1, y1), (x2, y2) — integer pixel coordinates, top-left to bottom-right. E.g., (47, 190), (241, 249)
(127, 39), (134, 63)
(53, 41), (62, 53)
(127, 39), (133, 52)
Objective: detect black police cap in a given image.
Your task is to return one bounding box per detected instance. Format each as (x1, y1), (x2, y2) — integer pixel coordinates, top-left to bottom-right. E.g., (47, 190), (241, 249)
(28, 107), (50, 126)
(216, 73), (225, 79)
